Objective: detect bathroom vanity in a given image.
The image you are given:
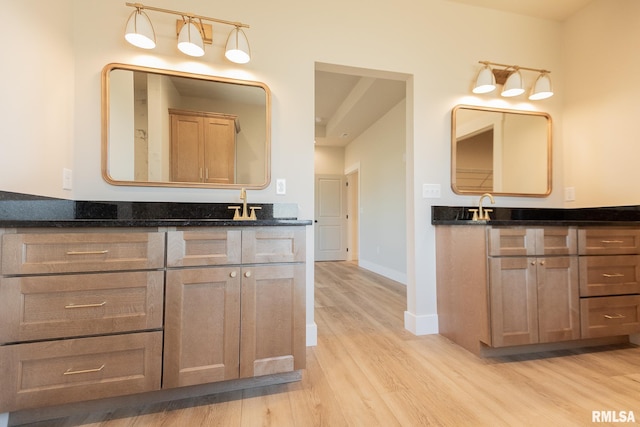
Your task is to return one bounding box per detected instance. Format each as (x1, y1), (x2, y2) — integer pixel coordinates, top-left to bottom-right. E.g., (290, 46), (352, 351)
(0, 192), (310, 426)
(433, 205), (640, 356)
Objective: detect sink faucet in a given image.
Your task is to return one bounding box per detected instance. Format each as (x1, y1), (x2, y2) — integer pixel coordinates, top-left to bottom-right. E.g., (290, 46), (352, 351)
(228, 188), (261, 220)
(478, 193), (495, 220)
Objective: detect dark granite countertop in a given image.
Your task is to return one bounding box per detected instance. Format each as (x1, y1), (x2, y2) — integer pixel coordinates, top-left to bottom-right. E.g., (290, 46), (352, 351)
(432, 205), (640, 226)
(0, 191), (311, 228)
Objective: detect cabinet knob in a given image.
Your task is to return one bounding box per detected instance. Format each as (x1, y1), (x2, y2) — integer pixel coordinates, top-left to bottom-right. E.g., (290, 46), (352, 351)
(539, 260), (545, 265)
(230, 271), (237, 278)
(531, 261), (536, 265)
(245, 271), (252, 278)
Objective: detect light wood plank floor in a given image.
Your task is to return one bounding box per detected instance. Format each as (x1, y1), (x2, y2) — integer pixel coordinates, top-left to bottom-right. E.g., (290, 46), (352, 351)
(15, 261), (640, 426)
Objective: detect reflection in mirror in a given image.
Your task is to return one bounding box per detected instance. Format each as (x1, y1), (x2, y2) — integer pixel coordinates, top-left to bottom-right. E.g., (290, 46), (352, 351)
(451, 105), (551, 197)
(102, 63), (270, 188)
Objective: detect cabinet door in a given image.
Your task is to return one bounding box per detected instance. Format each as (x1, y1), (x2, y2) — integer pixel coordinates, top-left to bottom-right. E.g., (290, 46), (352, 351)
(170, 113), (204, 182)
(242, 227), (306, 264)
(203, 116), (236, 184)
(536, 256), (580, 343)
(240, 263), (306, 378)
(163, 267), (241, 388)
(489, 257), (539, 347)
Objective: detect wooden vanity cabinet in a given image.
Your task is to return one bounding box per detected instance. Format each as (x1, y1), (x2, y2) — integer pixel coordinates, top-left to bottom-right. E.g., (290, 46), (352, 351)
(0, 229), (165, 413)
(163, 227), (306, 388)
(578, 228), (640, 338)
(487, 227), (580, 347)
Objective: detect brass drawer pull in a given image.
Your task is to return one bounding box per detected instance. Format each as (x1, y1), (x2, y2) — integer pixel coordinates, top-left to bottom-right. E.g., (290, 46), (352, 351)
(65, 301), (107, 309)
(600, 240), (624, 244)
(604, 314), (626, 319)
(63, 364), (105, 376)
(602, 273), (625, 278)
(66, 250), (109, 255)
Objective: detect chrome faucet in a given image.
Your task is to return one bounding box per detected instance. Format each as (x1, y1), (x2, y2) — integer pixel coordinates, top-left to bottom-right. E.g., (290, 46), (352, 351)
(478, 192), (495, 220)
(228, 188), (261, 220)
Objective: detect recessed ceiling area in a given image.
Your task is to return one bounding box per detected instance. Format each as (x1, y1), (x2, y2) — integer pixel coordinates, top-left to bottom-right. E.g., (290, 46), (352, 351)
(314, 70), (405, 147)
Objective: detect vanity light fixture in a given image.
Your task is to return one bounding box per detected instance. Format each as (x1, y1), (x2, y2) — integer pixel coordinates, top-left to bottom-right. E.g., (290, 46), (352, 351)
(124, 2), (251, 63)
(473, 61), (553, 100)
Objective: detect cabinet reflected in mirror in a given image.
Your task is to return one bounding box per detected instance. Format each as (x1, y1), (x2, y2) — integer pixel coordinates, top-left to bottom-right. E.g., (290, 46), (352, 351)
(451, 105), (551, 197)
(102, 63), (271, 189)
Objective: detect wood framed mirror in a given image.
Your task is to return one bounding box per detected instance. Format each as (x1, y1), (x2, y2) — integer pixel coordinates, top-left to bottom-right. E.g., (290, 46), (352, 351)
(101, 63), (271, 189)
(451, 105), (551, 197)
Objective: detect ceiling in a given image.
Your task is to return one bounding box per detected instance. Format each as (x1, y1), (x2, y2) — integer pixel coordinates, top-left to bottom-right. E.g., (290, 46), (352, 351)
(314, 0), (593, 148)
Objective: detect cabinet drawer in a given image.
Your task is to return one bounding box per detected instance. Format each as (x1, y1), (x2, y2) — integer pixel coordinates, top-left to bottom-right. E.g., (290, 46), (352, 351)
(488, 227), (576, 257)
(242, 227), (306, 264)
(579, 255), (640, 297)
(578, 228), (640, 255)
(580, 295), (640, 338)
(1, 231), (165, 275)
(0, 271), (164, 344)
(166, 228), (241, 267)
(0, 331), (162, 412)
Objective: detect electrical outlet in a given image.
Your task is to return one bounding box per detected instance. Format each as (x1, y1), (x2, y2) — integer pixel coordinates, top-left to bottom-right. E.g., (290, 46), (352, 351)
(276, 178), (286, 195)
(422, 183), (441, 198)
(62, 168), (73, 190)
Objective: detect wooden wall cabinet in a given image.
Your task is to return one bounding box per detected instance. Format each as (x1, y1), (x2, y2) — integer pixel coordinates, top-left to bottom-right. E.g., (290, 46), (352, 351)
(170, 109), (238, 184)
(163, 227), (306, 388)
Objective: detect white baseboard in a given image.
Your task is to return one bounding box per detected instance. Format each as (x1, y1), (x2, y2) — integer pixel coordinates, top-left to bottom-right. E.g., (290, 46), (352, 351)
(404, 311), (438, 335)
(306, 322), (318, 346)
(358, 259), (407, 285)
(0, 412), (8, 427)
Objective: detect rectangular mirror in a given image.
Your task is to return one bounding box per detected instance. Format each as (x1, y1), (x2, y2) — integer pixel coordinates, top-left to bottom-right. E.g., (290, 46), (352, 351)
(451, 105), (551, 197)
(101, 63), (271, 189)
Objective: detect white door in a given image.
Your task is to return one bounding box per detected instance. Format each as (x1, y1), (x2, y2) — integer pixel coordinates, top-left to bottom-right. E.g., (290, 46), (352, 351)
(314, 174), (347, 261)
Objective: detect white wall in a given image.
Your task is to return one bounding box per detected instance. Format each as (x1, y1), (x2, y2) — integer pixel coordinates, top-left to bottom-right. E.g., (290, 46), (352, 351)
(345, 101), (407, 283)
(314, 146), (345, 176)
(2, 0), (589, 338)
(563, 0), (640, 207)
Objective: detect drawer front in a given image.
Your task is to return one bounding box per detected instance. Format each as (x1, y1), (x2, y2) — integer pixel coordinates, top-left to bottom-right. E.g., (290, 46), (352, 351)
(1, 231), (165, 275)
(167, 229), (241, 267)
(578, 228), (640, 255)
(488, 228), (533, 257)
(579, 255), (640, 297)
(0, 331), (162, 412)
(580, 295), (640, 338)
(0, 271), (164, 344)
(242, 227), (306, 264)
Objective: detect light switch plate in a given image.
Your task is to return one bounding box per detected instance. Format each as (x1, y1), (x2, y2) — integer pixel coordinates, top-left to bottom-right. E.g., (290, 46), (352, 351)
(422, 183), (441, 198)
(564, 186), (575, 202)
(276, 178), (286, 195)
(62, 168), (73, 190)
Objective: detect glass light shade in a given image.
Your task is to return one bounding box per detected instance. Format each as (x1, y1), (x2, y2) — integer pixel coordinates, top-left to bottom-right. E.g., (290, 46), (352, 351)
(529, 73), (553, 100)
(225, 27), (251, 64)
(124, 9), (156, 49)
(472, 65), (496, 94)
(501, 70), (525, 97)
(178, 21), (205, 57)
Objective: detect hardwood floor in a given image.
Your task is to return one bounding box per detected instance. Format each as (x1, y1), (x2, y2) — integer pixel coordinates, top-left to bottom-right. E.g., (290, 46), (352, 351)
(14, 261), (640, 426)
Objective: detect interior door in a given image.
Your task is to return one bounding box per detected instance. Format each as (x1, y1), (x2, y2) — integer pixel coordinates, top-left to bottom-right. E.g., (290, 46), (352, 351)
(314, 175), (347, 261)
